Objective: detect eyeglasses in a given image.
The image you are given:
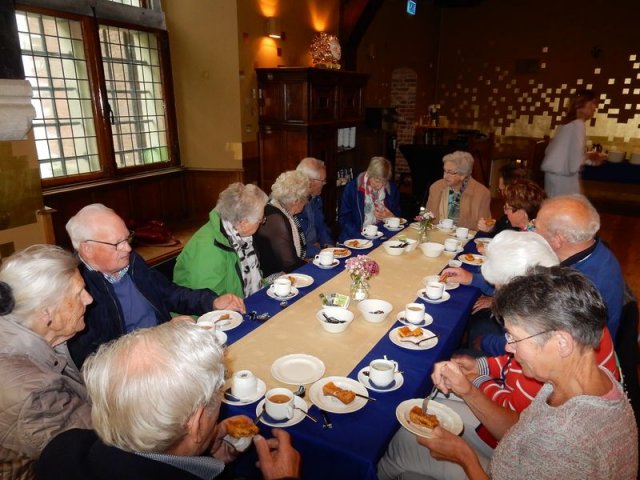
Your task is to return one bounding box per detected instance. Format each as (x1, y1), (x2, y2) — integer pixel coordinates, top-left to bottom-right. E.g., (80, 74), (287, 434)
(505, 329), (553, 345)
(443, 170), (460, 176)
(84, 231), (134, 250)
(311, 178), (327, 185)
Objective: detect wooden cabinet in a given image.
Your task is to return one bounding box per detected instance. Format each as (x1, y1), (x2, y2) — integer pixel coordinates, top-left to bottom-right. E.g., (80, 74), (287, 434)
(256, 68), (368, 228)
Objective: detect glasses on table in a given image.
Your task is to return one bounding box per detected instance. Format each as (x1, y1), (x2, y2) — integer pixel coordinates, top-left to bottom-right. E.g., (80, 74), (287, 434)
(83, 231), (134, 250)
(505, 329), (553, 345)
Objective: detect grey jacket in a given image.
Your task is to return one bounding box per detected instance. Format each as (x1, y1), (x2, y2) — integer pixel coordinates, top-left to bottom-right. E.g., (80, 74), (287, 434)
(0, 319), (91, 479)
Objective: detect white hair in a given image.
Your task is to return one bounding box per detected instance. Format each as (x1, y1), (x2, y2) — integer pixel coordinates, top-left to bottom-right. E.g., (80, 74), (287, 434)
(83, 321), (225, 453)
(270, 170), (310, 207)
(66, 203), (117, 250)
(215, 183), (268, 224)
(442, 151), (474, 177)
(296, 157), (325, 180)
(539, 194), (600, 243)
(0, 244), (78, 329)
(481, 231), (559, 286)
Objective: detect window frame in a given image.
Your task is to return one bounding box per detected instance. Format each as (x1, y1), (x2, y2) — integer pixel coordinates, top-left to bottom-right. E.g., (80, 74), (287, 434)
(16, 3), (179, 189)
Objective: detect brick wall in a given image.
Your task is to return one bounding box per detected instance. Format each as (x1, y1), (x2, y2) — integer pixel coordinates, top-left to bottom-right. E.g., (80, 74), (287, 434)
(391, 68), (417, 176)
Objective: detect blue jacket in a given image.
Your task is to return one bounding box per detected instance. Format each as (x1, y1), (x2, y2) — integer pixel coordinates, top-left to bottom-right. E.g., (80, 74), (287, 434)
(68, 252), (217, 367)
(338, 176), (401, 242)
(296, 196), (334, 257)
(479, 238), (624, 355)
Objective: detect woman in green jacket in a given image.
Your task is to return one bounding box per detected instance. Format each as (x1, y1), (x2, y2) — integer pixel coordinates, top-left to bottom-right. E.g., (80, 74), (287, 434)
(174, 183), (268, 297)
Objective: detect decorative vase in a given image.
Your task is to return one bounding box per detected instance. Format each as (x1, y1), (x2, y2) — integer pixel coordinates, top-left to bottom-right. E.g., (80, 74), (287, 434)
(418, 225), (429, 243)
(350, 275), (370, 301)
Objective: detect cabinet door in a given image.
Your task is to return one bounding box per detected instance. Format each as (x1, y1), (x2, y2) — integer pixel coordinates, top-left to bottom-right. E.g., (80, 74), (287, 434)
(258, 71), (308, 123)
(310, 83), (338, 122)
(259, 126), (309, 190)
(339, 83), (364, 121)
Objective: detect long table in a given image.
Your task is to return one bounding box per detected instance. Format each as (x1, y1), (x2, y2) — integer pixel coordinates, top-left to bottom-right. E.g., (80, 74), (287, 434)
(221, 226), (481, 479)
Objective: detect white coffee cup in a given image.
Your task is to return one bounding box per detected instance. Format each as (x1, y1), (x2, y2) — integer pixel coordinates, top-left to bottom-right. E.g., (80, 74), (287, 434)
(385, 217), (400, 229)
(404, 302), (425, 324)
(315, 250), (335, 266)
(455, 227), (469, 239)
(271, 277), (292, 297)
(231, 370), (258, 400)
(364, 224), (378, 237)
(440, 218), (454, 229)
(426, 281), (445, 300)
(369, 359), (398, 387)
(265, 388), (294, 421)
(444, 238), (460, 252)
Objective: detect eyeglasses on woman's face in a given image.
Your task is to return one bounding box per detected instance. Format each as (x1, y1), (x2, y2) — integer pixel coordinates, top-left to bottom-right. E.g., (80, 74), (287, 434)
(443, 169), (460, 176)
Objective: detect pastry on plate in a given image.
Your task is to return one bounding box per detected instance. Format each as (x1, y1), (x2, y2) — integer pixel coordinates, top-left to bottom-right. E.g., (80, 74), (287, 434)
(322, 381), (356, 404)
(398, 326), (423, 338)
(408, 406), (440, 429)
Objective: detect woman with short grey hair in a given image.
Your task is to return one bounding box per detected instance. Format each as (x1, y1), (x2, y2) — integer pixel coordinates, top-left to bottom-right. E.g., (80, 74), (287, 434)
(0, 245), (93, 477)
(425, 150), (491, 229)
(254, 171), (310, 278)
(174, 183), (268, 297)
(338, 156), (401, 241)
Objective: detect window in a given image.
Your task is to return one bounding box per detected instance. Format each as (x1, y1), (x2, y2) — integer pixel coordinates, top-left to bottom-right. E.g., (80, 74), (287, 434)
(16, 4), (175, 185)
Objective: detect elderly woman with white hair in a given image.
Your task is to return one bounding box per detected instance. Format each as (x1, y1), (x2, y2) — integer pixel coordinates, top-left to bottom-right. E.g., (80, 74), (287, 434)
(174, 183), (269, 298)
(338, 156), (401, 242)
(425, 151), (491, 230)
(254, 170), (310, 278)
(378, 265), (621, 480)
(0, 245), (93, 478)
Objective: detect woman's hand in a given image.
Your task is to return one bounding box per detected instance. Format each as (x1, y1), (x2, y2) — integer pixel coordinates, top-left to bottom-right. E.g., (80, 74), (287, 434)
(476, 218), (495, 233)
(440, 267), (472, 285)
(431, 361), (473, 397)
(471, 295), (493, 314)
(374, 206), (394, 221)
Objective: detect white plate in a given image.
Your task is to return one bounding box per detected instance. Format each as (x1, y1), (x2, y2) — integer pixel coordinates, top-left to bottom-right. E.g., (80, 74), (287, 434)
(384, 225), (404, 232)
(417, 289), (451, 304)
(357, 367), (404, 393)
(222, 378), (266, 406)
(309, 376), (370, 414)
(421, 275), (460, 291)
(396, 310), (433, 327)
(271, 354), (326, 385)
(313, 258), (340, 269)
(197, 310), (243, 332)
(396, 398), (464, 438)
(436, 224), (455, 232)
(389, 326), (439, 350)
(459, 254), (485, 266)
(255, 395), (308, 428)
(343, 239), (373, 249)
(443, 247), (464, 255)
(278, 273), (314, 289)
(361, 231), (384, 240)
(267, 286), (299, 300)
(323, 247), (351, 259)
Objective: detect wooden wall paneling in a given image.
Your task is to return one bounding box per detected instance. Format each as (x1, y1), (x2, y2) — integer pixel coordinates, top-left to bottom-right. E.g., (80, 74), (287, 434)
(185, 169), (244, 221)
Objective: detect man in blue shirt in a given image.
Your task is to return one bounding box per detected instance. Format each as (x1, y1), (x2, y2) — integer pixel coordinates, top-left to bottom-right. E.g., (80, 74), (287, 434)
(296, 157), (334, 258)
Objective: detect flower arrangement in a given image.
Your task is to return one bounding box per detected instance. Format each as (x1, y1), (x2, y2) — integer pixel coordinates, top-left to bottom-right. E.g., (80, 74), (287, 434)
(345, 255), (380, 281)
(345, 255), (379, 301)
(415, 207), (436, 242)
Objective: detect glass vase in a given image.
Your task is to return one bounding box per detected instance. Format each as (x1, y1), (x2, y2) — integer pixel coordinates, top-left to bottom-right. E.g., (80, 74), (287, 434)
(418, 225), (429, 243)
(350, 275), (370, 301)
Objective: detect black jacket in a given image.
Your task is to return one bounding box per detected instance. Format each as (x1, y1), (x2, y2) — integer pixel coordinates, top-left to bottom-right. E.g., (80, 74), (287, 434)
(68, 252), (217, 368)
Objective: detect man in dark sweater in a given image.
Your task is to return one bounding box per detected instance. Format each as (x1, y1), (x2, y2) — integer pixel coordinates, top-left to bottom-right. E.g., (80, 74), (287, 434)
(65, 203), (245, 367)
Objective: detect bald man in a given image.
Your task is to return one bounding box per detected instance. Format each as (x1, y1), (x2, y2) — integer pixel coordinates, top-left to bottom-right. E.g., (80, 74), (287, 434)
(65, 204), (245, 367)
(534, 194), (624, 339)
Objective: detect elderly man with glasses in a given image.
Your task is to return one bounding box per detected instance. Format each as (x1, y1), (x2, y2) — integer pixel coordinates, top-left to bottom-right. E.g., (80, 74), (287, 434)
(65, 203), (245, 368)
(295, 157), (334, 258)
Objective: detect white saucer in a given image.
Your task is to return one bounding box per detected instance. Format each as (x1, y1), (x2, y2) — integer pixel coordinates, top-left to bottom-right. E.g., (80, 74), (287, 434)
(436, 224), (455, 232)
(309, 376), (370, 414)
(357, 367), (404, 392)
(222, 378), (266, 406)
(448, 232), (473, 240)
(417, 289), (451, 304)
(279, 273), (314, 288)
(443, 247), (464, 255)
(396, 310), (433, 327)
(389, 326), (439, 350)
(343, 239), (373, 249)
(267, 286), (299, 300)
(384, 225), (404, 232)
(460, 254), (485, 266)
(422, 275), (460, 291)
(255, 395), (308, 428)
(313, 258), (339, 269)
(361, 231), (384, 240)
